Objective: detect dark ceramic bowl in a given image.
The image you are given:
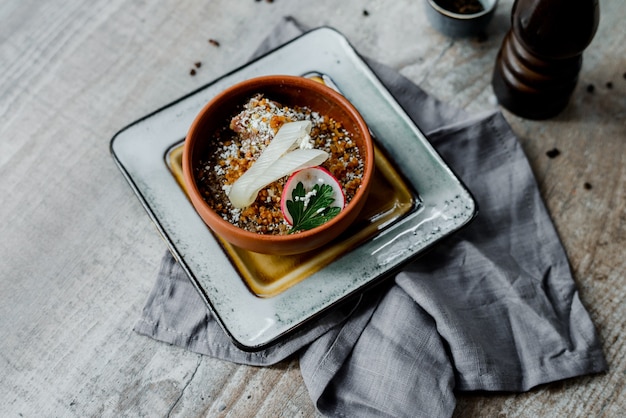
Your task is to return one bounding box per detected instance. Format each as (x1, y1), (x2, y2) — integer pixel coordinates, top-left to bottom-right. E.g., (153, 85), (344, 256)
(425, 0), (498, 37)
(182, 75), (374, 255)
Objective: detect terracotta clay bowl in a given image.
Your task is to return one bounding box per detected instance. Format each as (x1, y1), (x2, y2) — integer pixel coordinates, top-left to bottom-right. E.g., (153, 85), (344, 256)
(182, 75), (374, 255)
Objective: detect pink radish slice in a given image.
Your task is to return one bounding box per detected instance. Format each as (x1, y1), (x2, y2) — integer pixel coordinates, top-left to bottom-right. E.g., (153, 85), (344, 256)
(280, 167), (345, 225)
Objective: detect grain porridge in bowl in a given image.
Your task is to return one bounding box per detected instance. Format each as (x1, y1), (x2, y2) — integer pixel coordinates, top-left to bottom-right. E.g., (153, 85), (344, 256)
(194, 93), (364, 235)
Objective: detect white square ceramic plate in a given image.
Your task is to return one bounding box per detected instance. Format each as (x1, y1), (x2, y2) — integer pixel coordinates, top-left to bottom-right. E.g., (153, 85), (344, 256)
(110, 27), (476, 350)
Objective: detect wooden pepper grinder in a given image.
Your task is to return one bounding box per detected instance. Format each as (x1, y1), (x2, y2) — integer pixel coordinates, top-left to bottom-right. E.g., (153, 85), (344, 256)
(492, 0), (600, 119)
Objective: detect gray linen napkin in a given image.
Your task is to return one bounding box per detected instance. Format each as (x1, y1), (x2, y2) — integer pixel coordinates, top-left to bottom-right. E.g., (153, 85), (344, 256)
(134, 17), (607, 417)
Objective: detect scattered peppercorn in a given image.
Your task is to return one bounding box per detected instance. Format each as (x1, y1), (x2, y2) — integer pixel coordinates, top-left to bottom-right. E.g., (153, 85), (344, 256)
(265, 0), (273, 3)
(194, 62), (202, 68)
(476, 32), (488, 43)
(586, 84), (595, 93)
(209, 39), (220, 47)
(190, 69), (196, 76)
(584, 182), (593, 190)
(546, 148), (561, 159)
(606, 81), (613, 89)
(363, 9), (370, 16)
(623, 72), (626, 80)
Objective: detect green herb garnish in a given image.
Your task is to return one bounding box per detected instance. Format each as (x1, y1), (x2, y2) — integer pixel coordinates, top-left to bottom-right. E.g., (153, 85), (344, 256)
(286, 181), (342, 233)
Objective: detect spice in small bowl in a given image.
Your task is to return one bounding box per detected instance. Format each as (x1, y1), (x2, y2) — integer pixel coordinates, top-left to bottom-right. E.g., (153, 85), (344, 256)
(425, 0), (498, 37)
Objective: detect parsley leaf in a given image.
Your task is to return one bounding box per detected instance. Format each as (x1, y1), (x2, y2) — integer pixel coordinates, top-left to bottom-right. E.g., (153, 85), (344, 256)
(287, 182), (342, 234)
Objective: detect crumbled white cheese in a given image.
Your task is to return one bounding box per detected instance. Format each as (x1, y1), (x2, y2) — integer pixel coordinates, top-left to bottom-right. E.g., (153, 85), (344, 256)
(295, 188), (317, 208)
(298, 133), (314, 150)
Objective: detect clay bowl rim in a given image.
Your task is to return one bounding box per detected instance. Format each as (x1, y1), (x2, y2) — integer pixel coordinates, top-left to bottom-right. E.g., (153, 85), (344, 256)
(427, 0), (498, 19)
(182, 75), (375, 253)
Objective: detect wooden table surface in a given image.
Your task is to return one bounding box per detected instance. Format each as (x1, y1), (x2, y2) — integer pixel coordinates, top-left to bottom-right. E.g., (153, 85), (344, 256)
(1, 0), (624, 416)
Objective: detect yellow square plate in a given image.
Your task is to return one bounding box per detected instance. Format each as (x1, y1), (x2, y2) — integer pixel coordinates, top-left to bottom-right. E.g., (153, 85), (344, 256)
(167, 138), (415, 297)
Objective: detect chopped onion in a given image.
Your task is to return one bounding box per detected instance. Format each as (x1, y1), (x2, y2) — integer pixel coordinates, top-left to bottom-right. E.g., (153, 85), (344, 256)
(228, 121), (329, 208)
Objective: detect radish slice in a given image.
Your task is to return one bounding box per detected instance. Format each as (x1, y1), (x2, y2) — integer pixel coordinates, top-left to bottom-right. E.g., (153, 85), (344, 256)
(228, 120), (329, 208)
(281, 167), (345, 226)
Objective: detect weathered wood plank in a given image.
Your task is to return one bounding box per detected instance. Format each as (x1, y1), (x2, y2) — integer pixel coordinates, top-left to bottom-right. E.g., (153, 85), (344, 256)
(1, 0), (624, 416)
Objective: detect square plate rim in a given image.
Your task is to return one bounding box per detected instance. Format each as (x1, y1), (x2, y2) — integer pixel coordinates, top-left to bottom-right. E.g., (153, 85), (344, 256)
(110, 26), (478, 351)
